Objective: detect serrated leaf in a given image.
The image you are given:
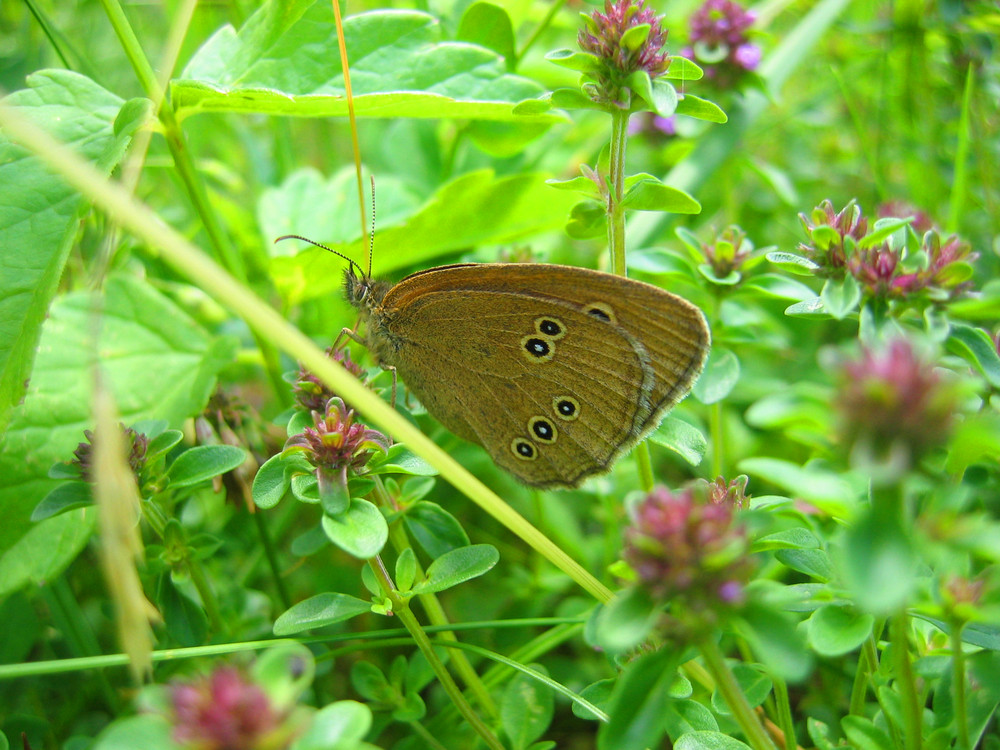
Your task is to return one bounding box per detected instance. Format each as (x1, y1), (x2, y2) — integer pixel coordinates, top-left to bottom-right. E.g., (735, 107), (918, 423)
(273, 592), (372, 635)
(0, 71), (145, 435)
(411, 544), (498, 594)
(167, 445), (247, 488)
(175, 7), (556, 123)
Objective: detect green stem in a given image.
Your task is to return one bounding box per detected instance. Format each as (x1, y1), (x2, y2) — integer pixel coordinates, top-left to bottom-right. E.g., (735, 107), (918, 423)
(849, 632), (881, 716)
(253, 510), (291, 611)
(378, 481), (498, 718)
(710, 400), (725, 478)
(698, 638), (777, 750)
(634, 441), (655, 491)
(607, 109), (630, 276)
(185, 542), (226, 635)
(368, 559), (504, 750)
(770, 674), (795, 750)
(408, 720), (452, 750)
(951, 618), (969, 750)
(891, 611), (922, 750)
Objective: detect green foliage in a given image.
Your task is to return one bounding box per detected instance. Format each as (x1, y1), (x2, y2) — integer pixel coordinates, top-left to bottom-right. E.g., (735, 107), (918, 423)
(1, 0), (999, 748)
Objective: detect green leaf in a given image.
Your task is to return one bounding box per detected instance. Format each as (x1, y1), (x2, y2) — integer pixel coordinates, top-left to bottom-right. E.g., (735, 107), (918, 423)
(565, 200), (607, 239)
(167, 445), (247, 489)
(819, 276), (861, 320)
(674, 731), (753, 750)
(501, 664), (555, 750)
(574, 680), (614, 721)
(92, 715), (176, 750)
(291, 700), (374, 750)
(175, 7), (556, 123)
(735, 601), (812, 682)
(0, 276), (235, 598)
(351, 661), (393, 702)
(591, 587), (660, 655)
(545, 49), (602, 73)
(741, 274), (817, 301)
(411, 544), (498, 595)
(663, 56), (704, 81)
(367, 445), (438, 476)
(948, 324), (1000, 388)
(663, 700), (719, 739)
(145, 430), (184, 460)
(0, 70), (144, 436)
(321, 499), (388, 559)
(620, 176), (700, 214)
(840, 506), (917, 615)
(692, 349), (740, 405)
(766, 251), (820, 275)
(457, 2), (516, 70)
(752, 528), (821, 552)
(599, 647), (681, 750)
(627, 72), (678, 117)
(807, 604), (874, 656)
(271, 170), (580, 302)
(840, 716), (893, 750)
(395, 548), (417, 593)
(738, 457), (857, 516)
(30, 482), (93, 521)
(273, 592), (373, 635)
(620, 24), (651, 52)
(648, 417), (707, 466)
(157, 575), (208, 648)
(545, 175), (602, 200)
(403, 501), (470, 559)
(710, 664), (772, 713)
(252, 643), (316, 709)
(252, 454), (291, 510)
(675, 94), (727, 123)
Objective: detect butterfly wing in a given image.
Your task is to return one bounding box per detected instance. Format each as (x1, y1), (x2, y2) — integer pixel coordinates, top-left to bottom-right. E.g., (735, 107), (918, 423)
(373, 264), (709, 488)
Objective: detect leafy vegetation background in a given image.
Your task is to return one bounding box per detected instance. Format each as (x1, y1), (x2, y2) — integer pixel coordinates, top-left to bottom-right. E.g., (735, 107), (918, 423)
(0, 0), (998, 748)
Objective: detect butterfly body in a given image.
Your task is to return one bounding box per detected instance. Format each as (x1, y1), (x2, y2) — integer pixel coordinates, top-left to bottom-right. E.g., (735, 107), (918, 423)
(346, 262), (710, 489)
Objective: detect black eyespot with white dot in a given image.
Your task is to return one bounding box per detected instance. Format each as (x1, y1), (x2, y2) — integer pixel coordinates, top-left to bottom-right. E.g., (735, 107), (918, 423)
(512, 438), (537, 461)
(536, 317), (565, 339)
(529, 416), (557, 443)
(520, 335), (554, 362)
(553, 396), (580, 421)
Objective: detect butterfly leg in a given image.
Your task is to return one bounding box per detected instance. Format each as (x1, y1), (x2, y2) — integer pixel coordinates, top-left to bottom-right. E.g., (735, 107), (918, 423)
(334, 325), (365, 351)
(387, 365), (398, 409)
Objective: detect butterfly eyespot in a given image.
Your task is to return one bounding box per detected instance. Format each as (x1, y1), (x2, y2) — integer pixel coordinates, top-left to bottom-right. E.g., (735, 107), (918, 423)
(553, 396), (580, 421)
(521, 335), (554, 363)
(584, 302), (616, 324)
(528, 416), (557, 443)
(511, 438), (537, 461)
(535, 317), (566, 340)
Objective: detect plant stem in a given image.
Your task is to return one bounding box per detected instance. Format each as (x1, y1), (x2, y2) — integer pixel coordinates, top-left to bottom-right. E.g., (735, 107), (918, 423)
(849, 632), (881, 716)
(367, 559), (505, 750)
(607, 109), (630, 276)
(891, 611), (922, 750)
(698, 637), (777, 750)
(770, 674), (795, 750)
(951, 619), (969, 750)
(253, 510), (291, 611)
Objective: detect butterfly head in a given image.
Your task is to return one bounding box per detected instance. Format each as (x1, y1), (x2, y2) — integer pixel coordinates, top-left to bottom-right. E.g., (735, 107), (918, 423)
(343, 265), (390, 314)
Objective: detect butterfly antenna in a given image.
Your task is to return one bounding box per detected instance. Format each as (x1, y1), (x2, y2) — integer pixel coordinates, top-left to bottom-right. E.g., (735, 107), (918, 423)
(273, 234), (364, 278)
(367, 175), (376, 278)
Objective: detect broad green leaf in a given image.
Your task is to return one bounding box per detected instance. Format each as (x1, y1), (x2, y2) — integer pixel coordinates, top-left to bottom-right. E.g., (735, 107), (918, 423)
(0, 276), (235, 597)
(752, 528), (821, 552)
(620, 177), (700, 214)
(157, 575), (208, 647)
(662, 56), (704, 81)
(545, 49), (602, 73)
(819, 276), (861, 320)
(741, 274), (817, 300)
(663, 700), (719, 739)
(291, 700), (374, 750)
(807, 604), (874, 656)
(692, 349), (740, 405)
(30, 481), (93, 521)
(840, 716), (893, 750)
(411, 543), (498, 595)
(167, 445), (247, 488)
(270, 170), (580, 302)
(175, 6), (557, 123)
(253, 643), (316, 708)
(710, 664), (772, 713)
(675, 94), (727, 123)
(92, 715), (176, 750)
(738, 457), (857, 515)
(649, 416), (707, 466)
(395, 548), (417, 593)
(599, 647), (681, 750)
(0, 70), (147, 435)
(735, 601), (812, 681)
(766, 251), (820, 275)
(321, 499), (389, 559)
(457, 2), (516, 70)
(351, 661), (393, 702)
(675, 731), (752, 750)
(565, 200), (607, 239)
(404, 501), (470, 559)
(627, 72), (678, 117)
(501, 664), (554, 750)
(253, 454), (291, 509)
(948, 324), (1000, 388)
(368, 445), (438, 477)
(591, 587), (660, 655)
(273, 592), (372, 635)
(840, 506), (916, 615)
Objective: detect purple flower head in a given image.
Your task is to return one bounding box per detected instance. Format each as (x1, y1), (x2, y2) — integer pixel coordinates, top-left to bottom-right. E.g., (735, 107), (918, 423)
(700, 225), (753, 278)
(623, 485), (754, 614)
(838, 339), (958, 465)
(171, 667), (280, 750)
(578, 0), (671, 107)
(72, 424), (148, 485)
(685, 0), (759, 87)
(798, 199), (868, 279)
(283, 397), (390, 493)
